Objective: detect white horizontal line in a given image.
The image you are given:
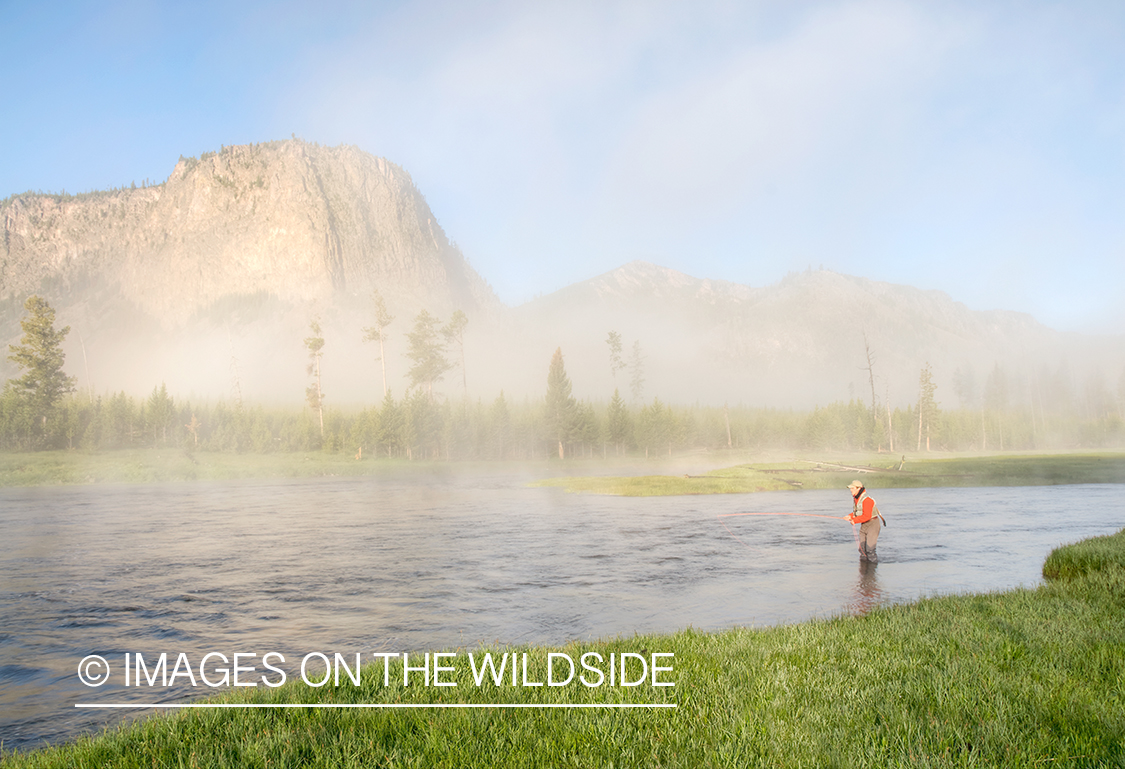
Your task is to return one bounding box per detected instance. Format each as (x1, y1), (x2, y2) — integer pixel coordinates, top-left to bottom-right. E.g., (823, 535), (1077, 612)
(76, 703), (676, 709)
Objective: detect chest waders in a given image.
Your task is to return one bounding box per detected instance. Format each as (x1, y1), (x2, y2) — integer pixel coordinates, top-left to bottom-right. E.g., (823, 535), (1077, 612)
(853, 492), (883, 562)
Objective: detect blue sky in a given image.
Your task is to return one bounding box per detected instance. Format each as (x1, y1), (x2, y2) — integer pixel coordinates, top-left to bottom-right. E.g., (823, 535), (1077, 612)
(3, 0), (1124, 333)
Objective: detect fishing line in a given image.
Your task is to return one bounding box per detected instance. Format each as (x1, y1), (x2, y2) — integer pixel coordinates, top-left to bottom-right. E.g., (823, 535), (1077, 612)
(716, 511), (853, 551)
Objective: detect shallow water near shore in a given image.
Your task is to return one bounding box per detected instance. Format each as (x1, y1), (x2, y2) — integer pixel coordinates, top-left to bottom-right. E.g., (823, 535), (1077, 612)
(1, 472), (1123, 751)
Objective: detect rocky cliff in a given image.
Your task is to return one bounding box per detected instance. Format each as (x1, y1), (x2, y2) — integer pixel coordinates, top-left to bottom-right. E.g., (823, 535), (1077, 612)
(1, 140), (498, 325)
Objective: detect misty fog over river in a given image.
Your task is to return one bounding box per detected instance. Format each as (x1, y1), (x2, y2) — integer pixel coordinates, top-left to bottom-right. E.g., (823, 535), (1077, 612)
(1, 472), (1123, 751)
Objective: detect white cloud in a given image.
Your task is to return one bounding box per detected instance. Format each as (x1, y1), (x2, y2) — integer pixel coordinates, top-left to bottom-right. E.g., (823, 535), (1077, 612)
(599, 1), (956, 216)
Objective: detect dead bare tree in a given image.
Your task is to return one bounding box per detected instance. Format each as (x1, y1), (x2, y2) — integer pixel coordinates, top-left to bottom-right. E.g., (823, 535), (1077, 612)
(861, 331), (880, 449)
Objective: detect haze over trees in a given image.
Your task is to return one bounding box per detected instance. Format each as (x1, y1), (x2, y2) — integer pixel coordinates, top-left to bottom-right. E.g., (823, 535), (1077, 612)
(629, 341), (645, 404)
(3, 143), (1121, 412)
(443, 310), (469, 396)
(362, 290), (394, 398)
(405, 310), (453, 402)
(1, 286), (1123, 459)
(1, 143), (1123, 458)
(0, 278), (1122, 459)
(304, 319), (325, 438)
(917, 363), (938, 451)
(860, 331), (889, 451)
(1, 358), (1121, 458)
(147, 383), (175, 447)
(984, 363), (1009, 451)
(606, 331), (625, 386)
(607, 389), (628, 455)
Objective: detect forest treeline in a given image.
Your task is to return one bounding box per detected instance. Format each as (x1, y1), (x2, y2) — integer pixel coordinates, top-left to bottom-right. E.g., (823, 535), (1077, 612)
(3, 296), (1124, 457)
(2, 385), (1122, 458)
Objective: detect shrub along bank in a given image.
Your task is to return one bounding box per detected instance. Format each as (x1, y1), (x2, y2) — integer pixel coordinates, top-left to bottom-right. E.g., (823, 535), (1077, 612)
(6, 529), (1124, 768)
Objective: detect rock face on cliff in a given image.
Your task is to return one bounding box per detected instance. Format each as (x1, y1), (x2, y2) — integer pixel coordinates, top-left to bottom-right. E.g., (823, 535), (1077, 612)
(1, 140), (497, 324)
(0, 140), (502, 402)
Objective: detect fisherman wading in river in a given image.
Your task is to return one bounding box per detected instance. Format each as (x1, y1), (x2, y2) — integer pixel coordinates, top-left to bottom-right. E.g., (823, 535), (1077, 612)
(847, 480), (885, 562)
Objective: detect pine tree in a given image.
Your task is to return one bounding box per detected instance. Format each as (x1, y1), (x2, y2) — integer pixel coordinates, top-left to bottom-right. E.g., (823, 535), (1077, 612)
(491, 391), (511, 459)
(606, 331), (625, 385)
(629, 340), (645, 403)
(575, 401), (599, 457)
(147, 383), (175, 446)
(636, 397), (674, 457)
(304, 319), (325, 439)
(607, 388), (629, 455)
(376, 389), (404, 457)
(5, 295), (76, 447)
(362, 290), (395, 398)
(404, 387), (441, 459)
(983, 363), (1009, 449)
(917, 362), (938, 451)
(443, 310), (469, 396)
(861, 331), (881, 449)
(405, 310), (453, 402)
(544, 348), (577, 459)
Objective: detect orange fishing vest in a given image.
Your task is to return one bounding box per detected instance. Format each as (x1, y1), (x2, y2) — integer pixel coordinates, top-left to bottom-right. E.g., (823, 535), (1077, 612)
(852, 492), (877, 524)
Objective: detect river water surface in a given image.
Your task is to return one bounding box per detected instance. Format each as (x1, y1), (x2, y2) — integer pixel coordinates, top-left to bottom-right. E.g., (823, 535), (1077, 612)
(1, 471), (1123, 750)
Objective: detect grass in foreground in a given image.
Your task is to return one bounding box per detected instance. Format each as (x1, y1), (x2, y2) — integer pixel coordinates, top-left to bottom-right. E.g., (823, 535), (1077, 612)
(534, 452), (1125, 495)
(1043, 527), (1125, 580)
(6, 531), (1124, 768)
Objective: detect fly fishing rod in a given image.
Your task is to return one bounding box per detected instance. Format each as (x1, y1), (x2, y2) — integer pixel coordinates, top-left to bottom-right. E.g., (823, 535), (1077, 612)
(717, 511), (857, 551)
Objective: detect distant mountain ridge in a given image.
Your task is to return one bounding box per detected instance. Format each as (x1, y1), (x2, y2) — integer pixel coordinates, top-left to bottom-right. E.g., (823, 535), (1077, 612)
(1, 141), (1118, 406)
(511, 261), (1096, 406)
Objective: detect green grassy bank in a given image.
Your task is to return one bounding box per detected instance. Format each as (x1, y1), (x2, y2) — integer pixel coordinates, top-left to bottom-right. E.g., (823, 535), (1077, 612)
(4, 449), (1124, 491)
(0, 449), (419, 487)
(0, 449), (688, 487)
(6, 530), (1124, 768)
(534, 452), (1125, 495)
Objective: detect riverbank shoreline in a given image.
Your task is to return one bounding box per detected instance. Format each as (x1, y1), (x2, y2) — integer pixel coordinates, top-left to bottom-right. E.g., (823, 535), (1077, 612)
(2, 448), (1123, 490)
(5, 529), (1123, 768)
(534, 451), (1125, 495)
(0, 448), (741, 487)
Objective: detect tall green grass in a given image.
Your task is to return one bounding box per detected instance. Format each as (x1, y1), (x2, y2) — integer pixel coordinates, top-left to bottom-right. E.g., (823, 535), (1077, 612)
(1043, 528), (1125, 580)
(6, 530), (1124, 767)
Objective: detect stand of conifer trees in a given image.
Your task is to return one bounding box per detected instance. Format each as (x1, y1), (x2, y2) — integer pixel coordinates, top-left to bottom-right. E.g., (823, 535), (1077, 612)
(1, 388), (1121, 456)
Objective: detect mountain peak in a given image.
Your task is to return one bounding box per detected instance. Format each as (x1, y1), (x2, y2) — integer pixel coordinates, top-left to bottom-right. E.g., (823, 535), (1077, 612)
(1, 140), (497, 324)
(550, 260), (756, 308)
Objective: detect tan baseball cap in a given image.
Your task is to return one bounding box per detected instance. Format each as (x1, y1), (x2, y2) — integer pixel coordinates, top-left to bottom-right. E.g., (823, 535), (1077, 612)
(847, 480), (863, 490)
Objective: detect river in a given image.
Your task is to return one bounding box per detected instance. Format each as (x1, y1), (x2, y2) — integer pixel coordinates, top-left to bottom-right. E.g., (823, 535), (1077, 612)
(1, 471), (1122, 750)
